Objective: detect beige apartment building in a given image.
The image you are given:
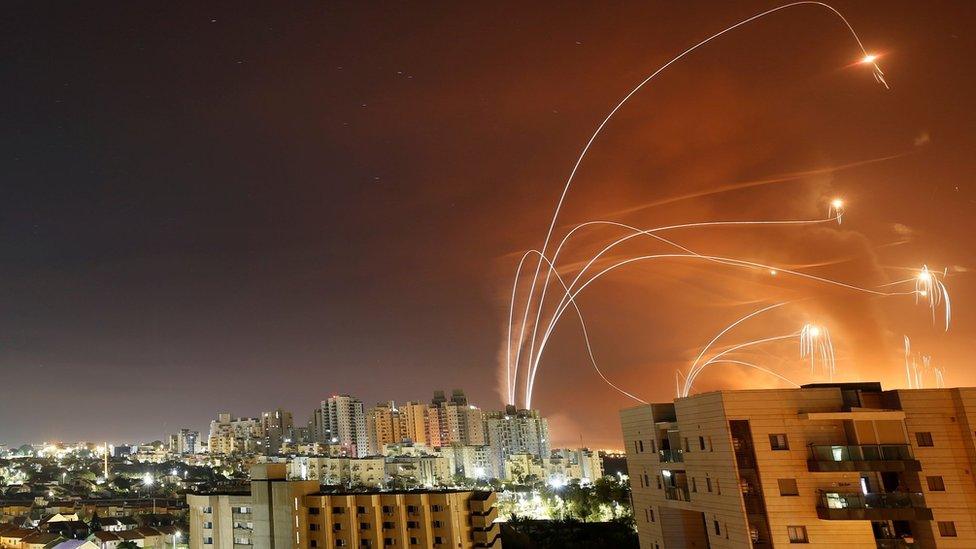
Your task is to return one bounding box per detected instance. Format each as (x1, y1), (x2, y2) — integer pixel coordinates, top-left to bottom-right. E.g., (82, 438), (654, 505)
(621, 382), (976, 548)
(187, 464), (501, 548)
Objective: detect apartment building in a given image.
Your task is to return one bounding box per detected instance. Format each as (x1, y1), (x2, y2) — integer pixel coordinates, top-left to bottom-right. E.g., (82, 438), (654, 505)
(620, 382), (976, 548)
(186, 464), (501, 548)
(485, 407), (550, 477)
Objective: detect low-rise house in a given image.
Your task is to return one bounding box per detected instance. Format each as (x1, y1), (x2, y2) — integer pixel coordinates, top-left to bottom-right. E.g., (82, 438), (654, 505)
(88, 531), (123, 549)
(21, 531), (65, 549)
(0, 526), (35, 548)
(116, 529), (145, 547)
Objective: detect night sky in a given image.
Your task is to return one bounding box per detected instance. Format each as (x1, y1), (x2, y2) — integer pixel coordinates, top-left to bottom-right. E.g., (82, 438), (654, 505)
(2, 2), (975, 448)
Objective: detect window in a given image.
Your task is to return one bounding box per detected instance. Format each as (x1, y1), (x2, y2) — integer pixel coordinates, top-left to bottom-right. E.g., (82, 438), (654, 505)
(332, 507), (345, 514)
(357, 506), (367, 515)
(938, 522), (957, 537)
(432, 520), (443, 528)
(706, 477), (712, 493)
(335, 541), (348, 548)
(656, 475), (662, 489)
(638, 440), (644, 453)
(382, 521), (394, 530)
(691, 477), (698, 492)
(927, 476), (946, 491)
(699, 436), (706, 450)
(309, 507), (320, 515)
(916, 432), (934, 447)
(333, 523), (342, 531)
(787, 526), (808, 543)
(778, 479), (799, 496)
(431, 505), (443, 512)
(769, 433), (789, 450)
(683, 437), (690, 452)
(716, 479), (721, 495)
(645, 508), (655, 523)
(409, 538), (418, 546)
(360, 541), (371, 548)
(708, 436), (714, 451)
(643, 473), (650, 487)
(360, 523), (370, 530)
(382, 505), (393, 514)
(311, 542), (318, 548)
(309, 524), (319, 531)
(713, 520), (720, 536)
(650, 439), (656, 453)
(406, 505), (418, 514)
(383, 539), (394, 547)
(434, 537), (444, 546)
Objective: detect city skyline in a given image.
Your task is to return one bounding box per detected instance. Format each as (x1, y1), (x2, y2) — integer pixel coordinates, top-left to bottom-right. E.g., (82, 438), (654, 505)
(3, 1), (975, 451)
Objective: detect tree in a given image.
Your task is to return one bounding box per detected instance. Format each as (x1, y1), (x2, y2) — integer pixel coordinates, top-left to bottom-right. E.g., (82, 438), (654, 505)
(118, 542), (139, 549)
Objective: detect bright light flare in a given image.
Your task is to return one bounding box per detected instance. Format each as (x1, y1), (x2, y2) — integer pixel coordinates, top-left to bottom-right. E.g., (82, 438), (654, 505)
(861, 54), (877, 64)
(914, 265), (951, 331)
(800, 323), (836, 379)
(828, 198), (845, 224)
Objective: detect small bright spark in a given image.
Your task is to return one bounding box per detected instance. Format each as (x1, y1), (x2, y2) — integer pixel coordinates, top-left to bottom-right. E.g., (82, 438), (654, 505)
(831, 198), (843, 209)
(862, 54), (877, 64)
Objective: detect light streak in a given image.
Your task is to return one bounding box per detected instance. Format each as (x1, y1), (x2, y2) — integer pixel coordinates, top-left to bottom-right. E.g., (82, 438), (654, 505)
(508, 1), (884, 407)
(523, 249), (916, 408)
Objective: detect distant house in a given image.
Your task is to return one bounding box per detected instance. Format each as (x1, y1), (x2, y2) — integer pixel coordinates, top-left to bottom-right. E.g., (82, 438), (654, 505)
(116, 529), (145, 547)
(0, 526), (36, 547)
(89, 530), (124, 549)
(43, 520), (91, 540)
(133, 527), (163, 547)
(21, 531), (65, 549)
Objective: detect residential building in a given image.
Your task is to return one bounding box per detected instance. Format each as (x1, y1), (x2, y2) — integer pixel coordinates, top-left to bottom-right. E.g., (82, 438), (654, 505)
(208, 413), (261, 455)
(429, 390), (487, 447)
(384, 455), (453, 488)
(187, 464), (501, 548)
(439, 445), (494, 480)
(261, 408), (294, 455)
(621, 382), (976, 548)
(319, 395), (368, 457)
(366, 401), (402, 456)
(288, 456), (387, 488)
(485, 406), (550, 478)
(399, 401), (431, 445)
(168, 428), (199, 455)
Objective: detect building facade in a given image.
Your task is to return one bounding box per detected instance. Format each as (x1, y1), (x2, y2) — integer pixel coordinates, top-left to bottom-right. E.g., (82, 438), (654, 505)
(621, 382), (976, 548)
(187, 464), (501, 548)
(485, 407), (550, 478)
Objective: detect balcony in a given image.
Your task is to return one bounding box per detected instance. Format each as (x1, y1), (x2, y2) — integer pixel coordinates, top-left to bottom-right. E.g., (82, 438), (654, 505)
(658, 449), (684, 463)
(808, 444), (921, 472)
(471, 507), (498, 529)
(817, 491), (933, 521)
(664, 486), (690, 502)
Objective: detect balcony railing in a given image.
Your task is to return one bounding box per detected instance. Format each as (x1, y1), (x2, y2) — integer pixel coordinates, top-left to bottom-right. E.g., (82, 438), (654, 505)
(664, 485), (690, 502)
(808, 444), (920, 472)
(809, 444), (914, 462)
(817, 491), (932, 521)
(821, 491), (925, 510)
(658, 449), (684, 463)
